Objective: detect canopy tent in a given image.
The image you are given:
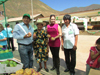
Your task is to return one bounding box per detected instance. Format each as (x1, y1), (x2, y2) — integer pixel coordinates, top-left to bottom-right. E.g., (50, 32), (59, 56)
(0, 0), (10, 49)
(0, 0), (8, 4)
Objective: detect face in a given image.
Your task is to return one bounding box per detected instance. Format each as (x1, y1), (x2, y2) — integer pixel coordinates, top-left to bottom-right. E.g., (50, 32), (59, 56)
(97, 44), (100, 50)
(43, 22), (46, 26)
(0, 24), (3, 32)
(23, 16), (30, 25)
(50, 16), (55, 24)
(37, 23), (43, 30)
(64, 19), (70, 25)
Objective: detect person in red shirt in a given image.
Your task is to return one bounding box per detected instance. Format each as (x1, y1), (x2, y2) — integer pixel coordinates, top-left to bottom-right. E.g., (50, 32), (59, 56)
(86, 38), (100, 75)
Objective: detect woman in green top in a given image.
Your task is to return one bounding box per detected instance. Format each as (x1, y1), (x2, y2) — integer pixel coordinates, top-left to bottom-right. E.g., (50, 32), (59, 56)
(33, 19), (50, 72)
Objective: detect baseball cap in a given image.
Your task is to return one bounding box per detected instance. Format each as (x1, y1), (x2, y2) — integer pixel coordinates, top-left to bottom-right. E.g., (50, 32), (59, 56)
(23, 14), (31, 20)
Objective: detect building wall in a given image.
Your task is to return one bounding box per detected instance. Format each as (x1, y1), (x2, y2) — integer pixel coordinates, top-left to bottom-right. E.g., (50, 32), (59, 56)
(8, 21), (37, 30)
(8, 21), (22, 29)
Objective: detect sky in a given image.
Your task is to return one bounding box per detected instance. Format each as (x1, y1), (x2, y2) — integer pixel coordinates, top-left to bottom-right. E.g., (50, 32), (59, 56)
(40, 0), (100, 11)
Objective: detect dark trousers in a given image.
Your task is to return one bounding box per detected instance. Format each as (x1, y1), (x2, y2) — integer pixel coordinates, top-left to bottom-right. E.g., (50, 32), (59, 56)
(7, 38), (14, 51)
(64, 48), (76, 73)
(50, 47), (60, 68)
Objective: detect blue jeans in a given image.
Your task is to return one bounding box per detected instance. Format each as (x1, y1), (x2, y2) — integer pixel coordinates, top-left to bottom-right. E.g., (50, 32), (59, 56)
(18, 44), (33, 69)
(86, 64), (100, 75)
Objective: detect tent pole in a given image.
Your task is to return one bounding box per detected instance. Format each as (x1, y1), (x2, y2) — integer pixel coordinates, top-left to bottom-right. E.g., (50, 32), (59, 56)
(31, 0), (34, 27)
(3, 2), (10, 50)
(3, 3), (7, 25)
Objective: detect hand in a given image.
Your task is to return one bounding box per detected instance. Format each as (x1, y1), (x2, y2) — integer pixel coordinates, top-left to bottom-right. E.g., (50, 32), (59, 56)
(47, 34), (51, 38)
(28, 32), (32, 37)
(33, 33), (37, 39)
(61, 45), (64, 51)
(24, 34), (31, 38)
(51, 37), (55, 41)
(73, 45), (77, 51)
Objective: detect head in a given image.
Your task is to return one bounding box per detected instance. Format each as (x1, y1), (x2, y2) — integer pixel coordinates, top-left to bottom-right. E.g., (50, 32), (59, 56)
(36, 19), (43, 30)
(7, 23), (10, 27)
(37, 23), (43, 30)
(22, 14), (31, 25)
(16, 21), (19, 24)
(43, 21), (48, 27)
(50, 14), (56, 24)
(0, 24), (4, 32)
(96, 38), (100, 50)
(63, 14), (71, 25)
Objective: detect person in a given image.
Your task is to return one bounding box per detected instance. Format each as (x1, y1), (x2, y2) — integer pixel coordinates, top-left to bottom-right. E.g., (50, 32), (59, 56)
(16, 21), (19, 24)
(13, 14), (34, 69)
(61, 14), (79, 75)
(42, 21), (48, 31)
(47, 14), (62, 75)
(86, 38), (100, 75)
(5, 24), (14, 51)
(33, 19), (49, 72)
(0, 24), (7, 49)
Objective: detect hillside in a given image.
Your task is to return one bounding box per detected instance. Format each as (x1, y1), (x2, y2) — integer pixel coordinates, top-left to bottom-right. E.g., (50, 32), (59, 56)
(63, 4), (100, 13)
(0, 0), (64, 18)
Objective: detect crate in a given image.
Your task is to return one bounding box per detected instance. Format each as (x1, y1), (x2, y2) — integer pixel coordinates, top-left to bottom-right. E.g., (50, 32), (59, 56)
(0, 52), (13, 60)
(0, 59), (23, 74)
(89, 68), (100, 75)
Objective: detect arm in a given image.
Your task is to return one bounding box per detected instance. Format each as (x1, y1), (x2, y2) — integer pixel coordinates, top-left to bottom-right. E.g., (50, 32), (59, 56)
(11, 30), (13, 33)
(74, 35), (78, 46)
(45, 27), (50, 53)
(0, 38), (7, 41)
(61, 36), (64, 46)
(73, 24), (79, 50)
(90, 50), (100, 60)
(61, 36), (64, 51)
(11, 28), (13, 33)
(55, 25), (62, 39)
(13, 25), (30, 39)
(73, 35), (78, 50)
(47, 38), (49, 53)
(46, 26), (51, 38)
(13, 25), (25, 39)
(33, 33), (37, 39)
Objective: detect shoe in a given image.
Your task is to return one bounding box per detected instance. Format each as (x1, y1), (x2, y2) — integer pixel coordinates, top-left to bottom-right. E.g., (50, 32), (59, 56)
(56, 68), (60, 75)
(70, 72), (75, 75)
(44, 68), (49, 72)
(50, 67), (55, 70)
(37, 68), (42, 72)
(64, 69), (70, 72)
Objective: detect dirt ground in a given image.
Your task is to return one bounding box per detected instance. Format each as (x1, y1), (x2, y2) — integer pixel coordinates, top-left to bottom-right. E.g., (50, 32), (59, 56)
(13, 35), (99, 75)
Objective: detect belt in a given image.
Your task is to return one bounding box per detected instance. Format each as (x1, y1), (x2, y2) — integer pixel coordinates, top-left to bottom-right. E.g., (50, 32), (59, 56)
(18, 43), (32, 46)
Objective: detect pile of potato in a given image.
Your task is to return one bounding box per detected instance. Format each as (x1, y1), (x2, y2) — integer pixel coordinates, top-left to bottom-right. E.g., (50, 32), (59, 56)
(11, 68), (42, 75)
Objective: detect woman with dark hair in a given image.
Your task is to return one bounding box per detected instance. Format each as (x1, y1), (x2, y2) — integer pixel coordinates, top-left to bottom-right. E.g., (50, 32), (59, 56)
(47, 14), (62, 75)
(0, 24), (7, 49)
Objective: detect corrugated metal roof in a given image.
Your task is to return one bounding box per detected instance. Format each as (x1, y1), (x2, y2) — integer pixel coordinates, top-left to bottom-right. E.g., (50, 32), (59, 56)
(7, 14), (44, 22)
